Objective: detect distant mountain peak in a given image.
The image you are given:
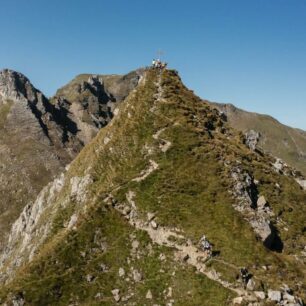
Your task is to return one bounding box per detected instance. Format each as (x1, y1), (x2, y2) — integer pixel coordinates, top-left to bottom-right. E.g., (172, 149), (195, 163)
(0, 69), (38, 103)
(211, 101), (306, 175)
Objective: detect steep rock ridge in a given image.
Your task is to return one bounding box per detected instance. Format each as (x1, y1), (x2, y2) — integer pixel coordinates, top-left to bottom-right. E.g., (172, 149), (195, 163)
(211, 102), (306, 176)
(0, 69), (71, 251)
(51, 69), (144, 146)
(0, 69), (305, 305)
(0, 69), (58, 145)
(0, 69), (142, 254)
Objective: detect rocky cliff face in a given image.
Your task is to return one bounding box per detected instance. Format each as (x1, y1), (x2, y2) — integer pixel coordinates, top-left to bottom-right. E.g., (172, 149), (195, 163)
(0, 69), (70, 251)
(0, 69), (59, 145)
(0, 69), (304, 306)
(51, 70), (144, 146)
(0, 68), (143, 254)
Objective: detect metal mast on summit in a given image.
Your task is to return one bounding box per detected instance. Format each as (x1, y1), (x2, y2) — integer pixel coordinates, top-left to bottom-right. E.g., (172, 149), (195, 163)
(151, 50), (167, 69)
(157, 49), (164, 62)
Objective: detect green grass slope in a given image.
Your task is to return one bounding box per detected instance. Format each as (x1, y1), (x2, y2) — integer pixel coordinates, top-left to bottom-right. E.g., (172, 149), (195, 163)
(211, 102), (306, 176)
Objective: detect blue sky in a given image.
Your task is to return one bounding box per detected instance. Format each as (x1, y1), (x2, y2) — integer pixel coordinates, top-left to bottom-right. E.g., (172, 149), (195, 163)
(1, 0), (305, 129)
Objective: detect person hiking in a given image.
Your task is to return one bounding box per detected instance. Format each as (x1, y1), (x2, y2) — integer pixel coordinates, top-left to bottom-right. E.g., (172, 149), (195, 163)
(200, 235), (212, 257)
(240, 267), (249, 288)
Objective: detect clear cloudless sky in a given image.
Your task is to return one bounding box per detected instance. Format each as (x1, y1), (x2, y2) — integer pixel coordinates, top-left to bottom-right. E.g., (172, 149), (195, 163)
(0, 0), (305, 129)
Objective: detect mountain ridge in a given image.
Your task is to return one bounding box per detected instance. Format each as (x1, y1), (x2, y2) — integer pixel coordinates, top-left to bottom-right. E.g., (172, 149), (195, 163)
(0, 69), (304, 305)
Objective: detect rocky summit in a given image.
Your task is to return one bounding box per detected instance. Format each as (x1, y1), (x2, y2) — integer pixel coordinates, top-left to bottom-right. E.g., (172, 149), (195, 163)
(0, 68), (304, 306)
(50, 69), (144, 146)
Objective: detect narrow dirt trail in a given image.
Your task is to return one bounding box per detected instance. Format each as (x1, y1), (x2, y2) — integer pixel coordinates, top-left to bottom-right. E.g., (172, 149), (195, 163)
(123, 190), (253, 299)
(154, 71), (163, 102)
(151, 71), (172, 152)
(132, 160), (159, 182)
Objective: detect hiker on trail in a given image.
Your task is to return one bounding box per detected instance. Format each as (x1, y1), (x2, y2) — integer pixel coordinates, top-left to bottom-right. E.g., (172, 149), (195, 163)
(240, 267), (249, 287)
(200, 235), (212, 257)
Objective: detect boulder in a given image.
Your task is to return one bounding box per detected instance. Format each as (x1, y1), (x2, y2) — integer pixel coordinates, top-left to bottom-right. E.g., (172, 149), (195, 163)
(95, 292), (103, 300)
(122, 292), (134, 302)
(268, 290), (282, 302)
(296, 179), (306, 190)
(99, 263), (108, 272)
(281, 284), (292, 294)
(146, 290), (153, 299)
(147, 212), (156, 221)
(273, 159), (284, 172)
(11, 294), (25, 306)
(150, 220), (158, 229)
(122, 206), (131, 216)
(207, 269), (219, 280)
(233, 296), (243, 304)
(250, 218), (272, 242)
(159, 253), (166, 261)
(86, 274), (95, 282)
(119, 267), (125, 277)
(103, 136), (111, 145)
(67, 214), (78, 230)
(111, 289), (120, 302)
(167, 287), (173, 297)
(132, 269), (142, 282)
(257, 196), (267, 209)
(245, 130), (260, 151)
(283, 293), (295, 303)
(246, 278), (256, 291)
(254, 291), (265, 300)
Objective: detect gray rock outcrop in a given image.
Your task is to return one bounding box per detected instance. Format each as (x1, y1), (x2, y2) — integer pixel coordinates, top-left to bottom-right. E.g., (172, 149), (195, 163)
(229, 165), (283, 251)
(296, 178), (306, 190)
(245, 130), (260, 151)
(51, 69), (144, 146)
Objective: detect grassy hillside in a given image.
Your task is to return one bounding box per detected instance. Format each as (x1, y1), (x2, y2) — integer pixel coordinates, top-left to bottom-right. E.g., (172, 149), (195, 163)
(0, 69), (305, 305)
(212, 103), (306, 176)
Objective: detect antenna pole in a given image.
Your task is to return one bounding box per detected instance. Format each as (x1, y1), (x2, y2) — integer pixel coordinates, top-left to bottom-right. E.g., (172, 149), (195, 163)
(157, 49), (164, 61)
